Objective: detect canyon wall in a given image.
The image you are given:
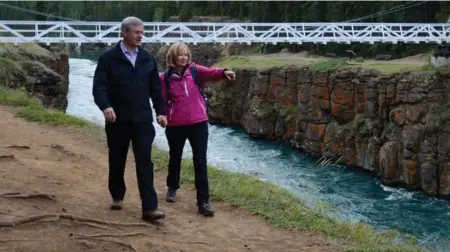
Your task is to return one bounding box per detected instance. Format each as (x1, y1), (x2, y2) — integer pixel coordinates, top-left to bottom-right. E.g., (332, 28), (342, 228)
(206, 66), (450, 198)
(0, 44), (70, 110)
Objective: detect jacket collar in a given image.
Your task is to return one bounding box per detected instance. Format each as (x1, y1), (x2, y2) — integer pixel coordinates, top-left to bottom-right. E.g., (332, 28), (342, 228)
(111, 41), (150, 63)
(168, 63), (191, 77)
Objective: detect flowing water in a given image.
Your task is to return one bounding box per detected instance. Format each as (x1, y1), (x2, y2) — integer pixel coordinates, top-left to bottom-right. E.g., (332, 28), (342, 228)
(66, 50), (450, 251)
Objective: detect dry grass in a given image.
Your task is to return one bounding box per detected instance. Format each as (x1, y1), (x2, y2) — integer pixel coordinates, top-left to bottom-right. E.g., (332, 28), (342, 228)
(215, 53), (430, 74)
(0, 43), (55, 60)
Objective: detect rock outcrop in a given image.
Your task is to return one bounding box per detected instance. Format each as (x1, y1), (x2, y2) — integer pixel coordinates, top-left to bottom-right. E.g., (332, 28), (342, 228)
(206, 66), (450, 198)
(0, 44), (69, 110)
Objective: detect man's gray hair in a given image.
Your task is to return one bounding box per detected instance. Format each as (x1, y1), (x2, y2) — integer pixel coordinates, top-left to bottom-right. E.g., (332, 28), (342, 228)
(121, 16), (143, 31)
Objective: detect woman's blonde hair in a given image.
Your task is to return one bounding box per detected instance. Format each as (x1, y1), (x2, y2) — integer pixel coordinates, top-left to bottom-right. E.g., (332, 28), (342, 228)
(166, 42), (192, 68)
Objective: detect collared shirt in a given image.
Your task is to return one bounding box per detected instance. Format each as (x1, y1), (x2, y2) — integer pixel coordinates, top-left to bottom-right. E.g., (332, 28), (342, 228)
(120, 41), (139, 67)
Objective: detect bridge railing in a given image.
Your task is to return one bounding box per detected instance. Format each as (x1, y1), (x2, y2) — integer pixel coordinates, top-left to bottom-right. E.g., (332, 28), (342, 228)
(1, 20), (449, 45)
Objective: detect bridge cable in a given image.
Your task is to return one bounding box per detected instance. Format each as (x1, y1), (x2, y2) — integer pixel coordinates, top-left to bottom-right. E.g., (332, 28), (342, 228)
(346, 0), (426, 22)
(344, 0), (428, 23)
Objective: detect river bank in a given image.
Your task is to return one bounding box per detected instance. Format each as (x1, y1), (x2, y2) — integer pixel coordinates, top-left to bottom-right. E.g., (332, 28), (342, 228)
(0, 87), (425, 252)
(0, 43), (445, 251)
(67, 52), (450, 252)
(207, 54), (450, 199)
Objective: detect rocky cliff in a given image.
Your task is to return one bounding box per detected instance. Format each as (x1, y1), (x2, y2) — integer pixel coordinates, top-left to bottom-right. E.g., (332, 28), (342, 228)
(0, 44), (69, 110)
(206, 65), (450, 198)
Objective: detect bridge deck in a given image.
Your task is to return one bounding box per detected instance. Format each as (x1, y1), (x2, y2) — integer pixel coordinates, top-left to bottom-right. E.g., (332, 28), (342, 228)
(1, 20), (449, 45)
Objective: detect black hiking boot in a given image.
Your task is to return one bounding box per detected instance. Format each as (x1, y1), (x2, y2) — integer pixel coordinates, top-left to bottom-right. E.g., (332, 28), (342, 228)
(110, 200), (123, 210)
(198, 201), (214, 217)
(166, 188), (177, 203)
(142, 209), (166, 222)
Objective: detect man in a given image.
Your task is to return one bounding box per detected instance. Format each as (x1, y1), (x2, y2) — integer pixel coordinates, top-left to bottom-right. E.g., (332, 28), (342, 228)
(92, 16), (167, 222)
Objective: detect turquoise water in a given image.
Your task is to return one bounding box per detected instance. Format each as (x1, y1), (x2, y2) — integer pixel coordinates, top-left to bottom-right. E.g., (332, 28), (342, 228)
(67, 50), (450, 251)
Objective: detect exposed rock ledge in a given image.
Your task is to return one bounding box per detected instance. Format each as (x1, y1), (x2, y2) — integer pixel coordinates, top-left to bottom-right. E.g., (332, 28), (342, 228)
(206, 66), (450, 198)
(0, 44), (69, 110)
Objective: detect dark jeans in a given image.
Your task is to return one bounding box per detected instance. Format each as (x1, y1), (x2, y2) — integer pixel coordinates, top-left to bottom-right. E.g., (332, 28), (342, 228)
(105, 121), (158, 212)
(165, 121), (209, 204)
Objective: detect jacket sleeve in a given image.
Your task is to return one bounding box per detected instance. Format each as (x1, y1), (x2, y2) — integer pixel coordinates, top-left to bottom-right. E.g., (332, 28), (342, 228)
(159, 73), (170, 113)
(149, 56), (165, 116)
(92, 54), (111, 111)
(194, 63), (228, 87)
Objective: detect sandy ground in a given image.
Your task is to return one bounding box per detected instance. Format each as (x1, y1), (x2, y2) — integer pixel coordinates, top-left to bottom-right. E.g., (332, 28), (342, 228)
(0, 105), (345, 252)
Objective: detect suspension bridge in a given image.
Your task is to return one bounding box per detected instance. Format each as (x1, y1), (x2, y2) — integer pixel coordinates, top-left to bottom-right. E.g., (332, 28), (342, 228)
(0, 20), (449, 45)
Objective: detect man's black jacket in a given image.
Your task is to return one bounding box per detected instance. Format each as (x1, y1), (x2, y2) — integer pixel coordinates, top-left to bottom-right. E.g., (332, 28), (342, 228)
(92, 42), (165, 123)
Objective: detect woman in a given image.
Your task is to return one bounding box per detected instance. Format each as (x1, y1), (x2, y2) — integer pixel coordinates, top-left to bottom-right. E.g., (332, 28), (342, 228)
(160, 42), (235, 217)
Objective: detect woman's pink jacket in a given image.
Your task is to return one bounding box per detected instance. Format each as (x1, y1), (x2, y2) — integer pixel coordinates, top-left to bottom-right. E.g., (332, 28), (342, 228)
(159, 63), (226, 127)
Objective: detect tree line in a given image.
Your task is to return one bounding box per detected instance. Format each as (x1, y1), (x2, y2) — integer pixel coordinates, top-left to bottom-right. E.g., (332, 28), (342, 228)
(1, 1), (449, 58)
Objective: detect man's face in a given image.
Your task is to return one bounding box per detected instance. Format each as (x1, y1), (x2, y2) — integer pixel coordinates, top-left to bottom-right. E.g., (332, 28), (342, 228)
(123, 24), (143, 47)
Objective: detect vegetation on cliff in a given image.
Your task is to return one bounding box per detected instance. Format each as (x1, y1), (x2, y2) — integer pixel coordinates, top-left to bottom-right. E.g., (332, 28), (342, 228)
(0, 85), (428, 252)
(0, 43), (69, 110)
(215, 54), (433, 74)
(426, 102), (450, 134)
(0, 43), (54, 60)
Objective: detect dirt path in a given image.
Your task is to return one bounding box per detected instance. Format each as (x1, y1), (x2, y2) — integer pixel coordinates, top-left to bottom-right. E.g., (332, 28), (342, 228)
(0, 105), (344, 252)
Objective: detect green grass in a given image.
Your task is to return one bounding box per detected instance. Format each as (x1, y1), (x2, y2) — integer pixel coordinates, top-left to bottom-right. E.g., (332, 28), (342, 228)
(0, 86), (429, 252)
(215, 55), (428, 74)
(0, 87), (42, 108)
(215, 56), (313, 70)
(17, 107), (91, 128)
(0, 56), (16, 66)
(355, 61), (423, 74)
(308, 59), (348, 72)
(281, 104), (298, 123)
(0, 87), (91, 128)
(420, 63), (450, 75)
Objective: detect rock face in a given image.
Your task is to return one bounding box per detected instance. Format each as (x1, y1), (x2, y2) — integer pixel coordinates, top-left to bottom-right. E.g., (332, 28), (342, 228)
(206, 66), (450, 198)
(0, 44), (69, 110)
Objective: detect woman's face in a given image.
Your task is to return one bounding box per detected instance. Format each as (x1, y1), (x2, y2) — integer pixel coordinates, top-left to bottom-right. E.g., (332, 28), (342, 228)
(175, 47), (189, 67)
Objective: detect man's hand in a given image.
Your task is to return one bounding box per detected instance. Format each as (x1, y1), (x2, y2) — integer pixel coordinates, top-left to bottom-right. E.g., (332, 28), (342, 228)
(224, 70), (236, 81)
(103, 107), (116, 123)
(157, 115), (168, 128)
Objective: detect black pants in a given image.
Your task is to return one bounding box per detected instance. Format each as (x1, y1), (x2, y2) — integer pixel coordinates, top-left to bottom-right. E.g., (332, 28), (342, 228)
(165, 121), (209, 204)
(105, 121), (158, 212)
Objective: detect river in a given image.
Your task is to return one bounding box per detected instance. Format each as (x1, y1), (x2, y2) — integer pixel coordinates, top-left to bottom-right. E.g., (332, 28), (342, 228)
(66, 50), (449, 251)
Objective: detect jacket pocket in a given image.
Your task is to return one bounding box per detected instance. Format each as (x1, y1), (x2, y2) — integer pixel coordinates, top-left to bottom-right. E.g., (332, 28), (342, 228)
(198, 98), (206, 117)
(169, 103), (175, 121)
